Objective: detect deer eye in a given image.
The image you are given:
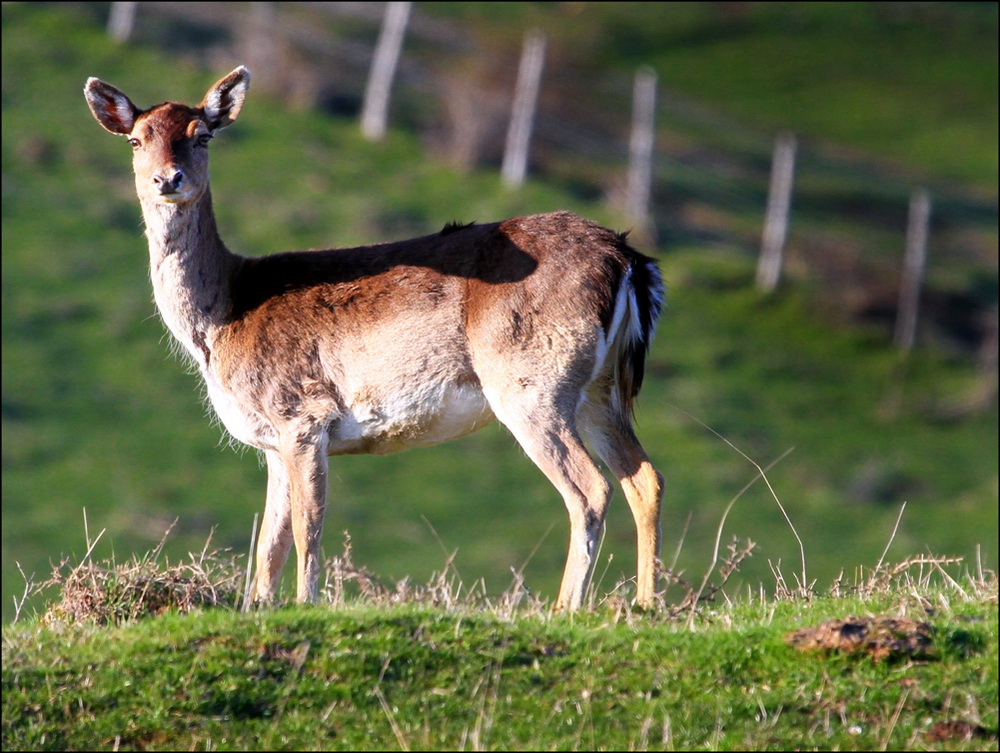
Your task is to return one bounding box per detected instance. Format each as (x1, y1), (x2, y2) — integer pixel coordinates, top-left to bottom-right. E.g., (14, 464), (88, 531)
(128, 137), (141, 148)
(196, 133), (213, 147)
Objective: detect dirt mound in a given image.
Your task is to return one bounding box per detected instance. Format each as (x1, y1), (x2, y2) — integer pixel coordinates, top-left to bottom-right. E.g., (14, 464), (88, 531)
(786, 616), (933, 662)
(926, 720), (997, 743)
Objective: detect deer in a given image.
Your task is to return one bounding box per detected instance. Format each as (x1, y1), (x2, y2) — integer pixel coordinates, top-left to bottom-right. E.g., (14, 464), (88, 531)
(83, 66), (665, 612)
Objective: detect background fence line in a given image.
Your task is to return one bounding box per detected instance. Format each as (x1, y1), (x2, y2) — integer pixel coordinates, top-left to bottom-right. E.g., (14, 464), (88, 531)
(98, 2), (995, 370)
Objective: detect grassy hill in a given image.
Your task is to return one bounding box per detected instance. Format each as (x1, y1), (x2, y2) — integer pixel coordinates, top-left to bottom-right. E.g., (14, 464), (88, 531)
(2, 1), (997, 628)
(2, 554), (997, 751)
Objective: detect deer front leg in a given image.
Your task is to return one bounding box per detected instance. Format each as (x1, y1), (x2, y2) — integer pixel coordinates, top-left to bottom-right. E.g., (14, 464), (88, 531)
(280, 431), (329, 603)
(248, 449), (294, 607)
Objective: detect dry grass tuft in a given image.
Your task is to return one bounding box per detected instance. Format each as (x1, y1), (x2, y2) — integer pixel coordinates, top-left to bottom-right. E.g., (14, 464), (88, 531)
(38, 534), (242, 626)
(22, 517), (995, 632)
(26, 528), (757, 628)
(319, 532), (548, 620)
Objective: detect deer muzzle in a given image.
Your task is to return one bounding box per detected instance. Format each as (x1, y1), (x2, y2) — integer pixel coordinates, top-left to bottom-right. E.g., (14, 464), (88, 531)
(152, 168), (185, 195)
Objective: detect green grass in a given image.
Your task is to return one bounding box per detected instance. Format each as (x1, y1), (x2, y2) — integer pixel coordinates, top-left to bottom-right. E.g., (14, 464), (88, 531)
(2, 3), (997, 625)
(424, 1), (999, 189)
(3, 553), (997, 751)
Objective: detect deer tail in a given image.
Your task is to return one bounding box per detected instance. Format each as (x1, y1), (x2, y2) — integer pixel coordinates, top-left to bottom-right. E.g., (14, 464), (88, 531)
(612, 240), (664, 421)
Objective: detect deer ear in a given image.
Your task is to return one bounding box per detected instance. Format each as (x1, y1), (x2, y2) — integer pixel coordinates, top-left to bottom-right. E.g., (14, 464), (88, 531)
(201, 66), (251, 132)
(84, 77), (140, 135)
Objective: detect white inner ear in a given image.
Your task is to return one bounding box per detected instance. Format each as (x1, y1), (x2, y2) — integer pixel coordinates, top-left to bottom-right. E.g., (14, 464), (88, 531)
(204, 74), (249, 128)
(111, 96), (135, 130)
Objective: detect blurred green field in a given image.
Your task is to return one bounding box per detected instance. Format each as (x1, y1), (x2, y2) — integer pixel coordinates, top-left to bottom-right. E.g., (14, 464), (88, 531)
(2, 3), (997, 622)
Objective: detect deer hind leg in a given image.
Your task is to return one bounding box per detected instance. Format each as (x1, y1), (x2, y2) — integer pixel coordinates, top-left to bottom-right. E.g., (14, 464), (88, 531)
(489, 394), (613, 611)
(248, 449), (294, 608)
(580, 398), (664, 609)
(276, 429), (329, 603)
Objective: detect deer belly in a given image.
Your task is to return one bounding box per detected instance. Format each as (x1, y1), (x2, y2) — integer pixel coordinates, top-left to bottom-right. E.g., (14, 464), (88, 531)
(329, 382), (494, 455)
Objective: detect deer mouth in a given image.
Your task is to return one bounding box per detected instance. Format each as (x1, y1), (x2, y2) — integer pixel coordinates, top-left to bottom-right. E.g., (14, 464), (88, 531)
(156, 190), (188, 204)
(144, 184), (201, 205)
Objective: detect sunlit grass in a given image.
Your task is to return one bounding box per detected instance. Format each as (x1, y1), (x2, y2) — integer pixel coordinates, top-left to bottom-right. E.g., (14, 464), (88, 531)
(3, 534), (996, 751)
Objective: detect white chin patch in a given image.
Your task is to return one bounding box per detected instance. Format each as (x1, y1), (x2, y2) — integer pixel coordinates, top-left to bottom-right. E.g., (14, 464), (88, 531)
(156, 194), (190, 204)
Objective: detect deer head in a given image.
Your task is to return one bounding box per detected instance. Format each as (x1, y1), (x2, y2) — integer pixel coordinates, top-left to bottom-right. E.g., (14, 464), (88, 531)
(84, 67), (251, 206)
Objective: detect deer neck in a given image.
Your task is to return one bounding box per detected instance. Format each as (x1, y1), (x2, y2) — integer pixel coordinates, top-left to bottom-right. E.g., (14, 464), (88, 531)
(141, 190), (239, 370)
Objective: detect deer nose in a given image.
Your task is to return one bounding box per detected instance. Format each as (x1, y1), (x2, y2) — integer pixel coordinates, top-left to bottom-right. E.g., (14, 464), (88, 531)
(152, 168), (184, 194)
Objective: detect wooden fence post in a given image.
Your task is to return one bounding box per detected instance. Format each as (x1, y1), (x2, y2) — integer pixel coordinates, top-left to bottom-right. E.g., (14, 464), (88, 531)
(360, 1), (412, 142)
(107, 1), (137, 43)
(501, 30), (546, 188)
(756, 132), (797, 293)
(894, 189), (932, 352)
(625, 67), (657, 239)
